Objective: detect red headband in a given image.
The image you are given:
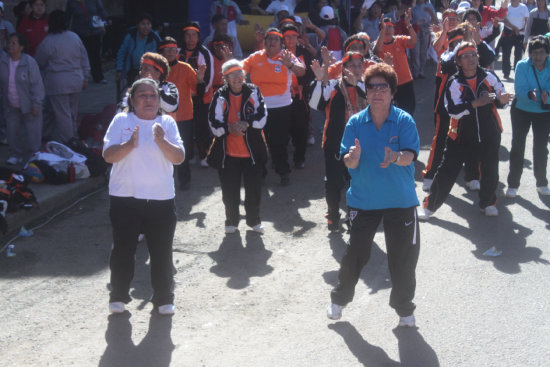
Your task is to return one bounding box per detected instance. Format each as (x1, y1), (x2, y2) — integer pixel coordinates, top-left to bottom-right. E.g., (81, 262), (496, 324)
(385, 22), (395, 27)
(183, 26), (200, 33)
(448, 35), (464, 44)
(342, 53), (363, 65)
(457, 46), (477, 57)
(142, 58), (164, 73)
(345, 39), (365, 51)
(280, 18), (295, 24)
(224, 66), (244, 76)
(443, 11), (458, 19)
(159, 43), (178, 50)
(265, 31), (283, 38)
(283, 30), (299, 37)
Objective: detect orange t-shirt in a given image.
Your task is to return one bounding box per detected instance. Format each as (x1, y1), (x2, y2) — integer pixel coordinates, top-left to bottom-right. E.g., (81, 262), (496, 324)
(466, 77), (477, 95)
(377, 36), (414, 85)
(166, 61), (197, 122)
(346, 86), (358, 110)
(328, 59), (377, 79)
(226, 93), (250, 158)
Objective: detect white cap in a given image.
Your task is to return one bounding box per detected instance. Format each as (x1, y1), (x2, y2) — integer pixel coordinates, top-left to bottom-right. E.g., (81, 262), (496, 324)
(320, 6), (335, 20)
(457, 1), (471, 13)
(294, 15), (302, 24)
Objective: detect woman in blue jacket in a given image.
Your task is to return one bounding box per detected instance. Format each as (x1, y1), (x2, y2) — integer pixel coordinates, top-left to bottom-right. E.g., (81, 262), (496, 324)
(507, 36), (550, 197)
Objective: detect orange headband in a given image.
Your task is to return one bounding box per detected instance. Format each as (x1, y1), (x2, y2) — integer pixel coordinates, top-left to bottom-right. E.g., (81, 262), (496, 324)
(457, 46), (477, 57)
(346, 39), (365, 51)
(385, 22), (394, 27)
(342, 53), (363, 65)
(159, 43), (178, 50)
(283, 30), (299, 37)
(448, 35), (464, 44)
(224, 66), (244, 76)
(265, 31), (283, 38)
(142, 58), (164, 73)
(184, 26), (200, 33)
(280, 18), (295, 24)
(443, 11), (458, 19)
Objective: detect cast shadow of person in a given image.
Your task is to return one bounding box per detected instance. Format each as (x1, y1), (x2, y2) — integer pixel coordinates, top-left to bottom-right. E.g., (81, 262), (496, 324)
(98, 312), (174, 367)
(393, 326), (440, 367)
(174, 167), (217, 226)
(208, 230), (274, 289)
(322, 231), (392, 295)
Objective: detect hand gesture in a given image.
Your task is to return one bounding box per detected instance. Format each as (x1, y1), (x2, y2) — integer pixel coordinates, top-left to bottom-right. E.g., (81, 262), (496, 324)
(298, 34), (310, 47)
(278, 49), (294, 68)
(311, 59), (327, 81)
(359, 7), (368, 18)
(320, 46), (337, 67)
(343, 68), (358, 86)
(530, 89), (538, 102)
(302, 16), (313, 29)
(379, 14), (387, 31)
(196, 64), (206, 83)
(348, 138), (362, 163)
(442, 17), (450, 33)
(128, 126), (139, 147)
(152, 123), (165, 144)
(383, 52), (394, 66)
(380, 146), (397, 168)
(254, 23), (265, 41)
(497, 91), (514, 105)
(219, 45), (233, 61)
(476, 91), (494, 107)
(404, 8), (412, 27)
(431, 22), (442, 34)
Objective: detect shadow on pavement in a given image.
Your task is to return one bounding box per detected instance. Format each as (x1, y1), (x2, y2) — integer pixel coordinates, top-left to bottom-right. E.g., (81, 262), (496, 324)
(208, 230), (273, 289)
(393, 326), (440, 367)
(328, 321), (400, 366)
(98, 312), (174, 367)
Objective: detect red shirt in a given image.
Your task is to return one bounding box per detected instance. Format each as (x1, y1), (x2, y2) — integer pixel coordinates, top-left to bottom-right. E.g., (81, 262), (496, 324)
(17, 14), (49, 56)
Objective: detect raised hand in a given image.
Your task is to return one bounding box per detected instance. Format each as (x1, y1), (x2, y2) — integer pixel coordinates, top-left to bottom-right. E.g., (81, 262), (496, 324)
(383, 52), (394, 66)
(278, 49), (294, 68)
(320, 46), (336, 67)
(152, 123), (165, 144)
(404, 8), (412, 26)
(311, 59), (327, 81)
(220, 45), (233, 61)
(343, 68), (358, 86)
(497, 91), (514, 105)
(196, 64), (206, 83)
(129, 126), (139, 147)
(380, 146), (396, 168)
(348, 138), (362, 163)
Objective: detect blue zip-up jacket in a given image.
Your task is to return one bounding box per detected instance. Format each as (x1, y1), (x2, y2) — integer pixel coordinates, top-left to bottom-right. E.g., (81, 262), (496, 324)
(514, 57), (550, 113)
(116, 28), (161, 77)
(0, 53), (45, 114)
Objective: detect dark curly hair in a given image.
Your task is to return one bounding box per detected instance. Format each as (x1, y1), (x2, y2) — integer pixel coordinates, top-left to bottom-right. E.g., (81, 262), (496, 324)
(363, 63), (398, 95)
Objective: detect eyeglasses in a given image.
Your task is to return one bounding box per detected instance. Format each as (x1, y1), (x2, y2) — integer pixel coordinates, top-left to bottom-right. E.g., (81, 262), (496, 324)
(459, 52), (478, 59)
(366, 83), (390, 92)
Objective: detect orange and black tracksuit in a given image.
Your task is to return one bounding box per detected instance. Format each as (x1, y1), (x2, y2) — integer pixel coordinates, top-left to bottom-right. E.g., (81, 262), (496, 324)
(423, 66), (506, 212)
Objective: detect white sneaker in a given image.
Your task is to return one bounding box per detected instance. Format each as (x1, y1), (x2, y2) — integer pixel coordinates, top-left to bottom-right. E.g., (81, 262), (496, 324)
(138, 234), (145, 242)
(200, 158), (208, 167)
(537, 186), (550, 196)
(417, 207), (433, 221)
(252, 224), (264, 234)
(327, 303), (344, 320)
(466, 180), (481, 191)
(505, 188), (518, 198)
(225, 225), (237, 234)
(109, 302), (125, 314)
(307, 135), (315, 145)
(482, 205), (498, 216)
(6, 156), (19, 165)
(399, 314), (416, 327)
(158, 304), (175, 315)
(422, 178), (433, 192)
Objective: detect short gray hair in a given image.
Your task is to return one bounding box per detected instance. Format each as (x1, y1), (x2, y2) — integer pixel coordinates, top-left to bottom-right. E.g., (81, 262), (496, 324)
(221, 59), (244, 76)
(127, 78), (161, 114)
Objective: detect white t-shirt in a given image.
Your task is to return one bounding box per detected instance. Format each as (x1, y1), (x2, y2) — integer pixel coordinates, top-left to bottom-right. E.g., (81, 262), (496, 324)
(103, 112), (184, 200)
(8, 59), (20, 108)
(505, 3), (530, 34)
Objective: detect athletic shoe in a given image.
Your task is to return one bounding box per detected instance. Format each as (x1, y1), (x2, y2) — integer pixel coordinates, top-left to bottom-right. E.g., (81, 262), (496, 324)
(422, 178), (433, 192)
(252, 224), (264, 234)
(225, 225), (237, 234)
(481, 205), (498, 216)
(466, 180), (481, 191)
(537, 186), (550, 196)
(417, 207), (433, 221)
(6, 156), (20, 165)
(158, 304), (175, 315)
(327, 303), (344, 320)
(307, 135), (315, 145)
(200, 159), (208, 168)
(109, 302), (125, 314)
(505, 188), (518, 198)
(138, 234), (145, 242)
(399, 314), (416, 327)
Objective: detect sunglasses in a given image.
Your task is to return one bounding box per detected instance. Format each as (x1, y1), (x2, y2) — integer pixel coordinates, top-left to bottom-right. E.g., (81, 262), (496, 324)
(366, 83), (390, 91)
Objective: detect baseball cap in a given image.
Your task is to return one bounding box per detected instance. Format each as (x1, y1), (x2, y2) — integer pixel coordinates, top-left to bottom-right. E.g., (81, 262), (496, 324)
(320, 6), (335, 20)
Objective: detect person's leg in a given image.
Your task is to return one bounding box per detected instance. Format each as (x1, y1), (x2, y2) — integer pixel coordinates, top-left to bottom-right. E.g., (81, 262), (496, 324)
(500, 34), (513, 77)
(290, 97), (309, 167)
(479, 134), (501, 209)
(410, 32), (421, 77)
(49, 94), (76, 143)
(423, 110), (451, 180)
(383, 207), (420, 317)
(109, 196), (144, 304)
(196, 102), (212, 160)
(394, 82), (415, 116)
(263, 106), (291, 178)
(143, 199), (177, 307)
(5, 105), (24, 158)
(507, 106), (531, 188)
(513, 35), (525, 72)
(324, 148), (346, 223)
(243, 158), (263, 227)
(330, 209), (383, 306)
(22, 108), (43, 159)
(418, 27), (430, 77)
(530, 112), (550, 187)
(218, 156), (242, 227)
(177, 119), (194, 188)
(82, 33), (104, 82)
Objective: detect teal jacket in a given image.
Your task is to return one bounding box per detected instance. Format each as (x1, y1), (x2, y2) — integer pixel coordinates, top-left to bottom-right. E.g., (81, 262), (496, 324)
(514, 57), (550, 113)
(116, 28), (161, 77)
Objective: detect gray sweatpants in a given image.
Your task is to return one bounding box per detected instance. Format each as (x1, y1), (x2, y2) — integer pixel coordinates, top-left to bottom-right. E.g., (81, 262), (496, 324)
(43, 93), (80, 143)
(5, 104), (42, 159)
(410, 25), (431, 78)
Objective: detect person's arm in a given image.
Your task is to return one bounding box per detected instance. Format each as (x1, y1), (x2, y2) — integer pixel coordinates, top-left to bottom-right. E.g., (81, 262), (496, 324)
(404, 9), (417, 47)
(514, 61), (535, 104)
(153, 122), (185, 164)
(28, 57), (45, 116)
(281, 50), (306, 77)
(116, 34), (131, 81)
(103, 124), (139, 163)
(159, 81), (179, 113)
(354, 7), (368, 33)
(343, 138), (361, 169)
(373, 17), (386, 57)
(523, 10), (535, 42)
(303, 16), (326, 42)
(477, 41), (496, 68)
(246, 86), (268, 129)
(433, 19), (449, 54)
(208, 91), (230, 137)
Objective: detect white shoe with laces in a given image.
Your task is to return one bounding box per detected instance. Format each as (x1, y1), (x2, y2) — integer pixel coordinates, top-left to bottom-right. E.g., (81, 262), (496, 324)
(399, 314), (416, 327)
(109, 302), (125, 314)
(417, 207), (433, 221)
(200, 158), (209, 167)
(466, 180), (481, 191)
(252, 224), (264, 234)
(505, 188), (518, 198)
(327, 303), (344, 320)
(482, 205), (499, 216)
(537, 186), (550, 195)
(225, 225), (237, 234)
(158, 304), (175, 315)
(422, 178), (433, 192)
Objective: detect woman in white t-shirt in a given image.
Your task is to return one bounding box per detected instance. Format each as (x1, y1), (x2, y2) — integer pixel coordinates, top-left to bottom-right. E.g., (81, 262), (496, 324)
(502, 0), (530, 78)
(103, 78), (185, 316)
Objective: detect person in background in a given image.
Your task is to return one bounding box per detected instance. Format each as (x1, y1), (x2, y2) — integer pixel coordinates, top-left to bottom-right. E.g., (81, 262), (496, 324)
(210, 0), (250, 39)
(16, 0), (48, 56)
(180, 21), (215, 168)
(506, 36), (550, 197)
(203, 14), (243, 60)
(410, 0), (438, 79)
(319, 5), (347, 60)
(501, 0), (529, 79)
(523, 0), (549, 45)
(209, 33), (235, 92)
(103, 78), (184, 316)
(13, 1), (31, 28)
(116, 13), (161, 87)
(0, 33), (44, 165)
(353, 1), (382, 40)
(66, 0), (108, 84)
(0, 1), (15, 50)
(34, 10), (90, 144)
(374, 12), (417, 115)
(309, 51), (367, 231)
(266, 0), (300, 15)
(159, 37), (206, 191)
(326, 63), (420, 328)
(326, 34), (378, 79)
(207, 59), (268, 234)
(297, 15), (326, 57)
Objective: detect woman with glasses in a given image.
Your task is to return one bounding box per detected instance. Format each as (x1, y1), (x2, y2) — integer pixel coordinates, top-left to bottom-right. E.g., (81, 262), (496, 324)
(506, 36), (550, 198)
(326, 63), (421, 329)
(419, 42), (513, 220)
